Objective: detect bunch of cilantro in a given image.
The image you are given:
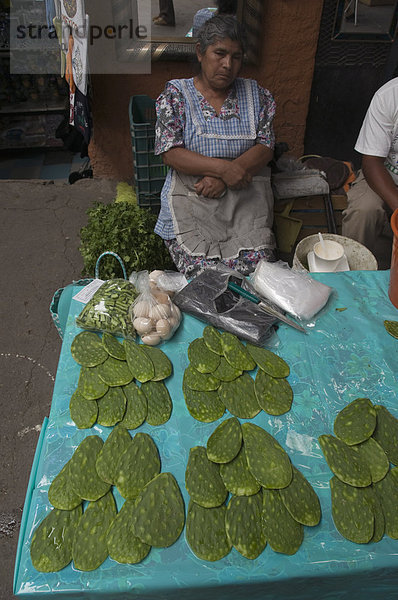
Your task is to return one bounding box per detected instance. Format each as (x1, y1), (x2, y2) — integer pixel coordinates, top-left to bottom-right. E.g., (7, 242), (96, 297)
(79, 201), (174, 279)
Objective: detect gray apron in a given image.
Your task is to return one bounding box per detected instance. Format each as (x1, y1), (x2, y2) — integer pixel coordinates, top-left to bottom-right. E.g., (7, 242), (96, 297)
(169, 166), (275, 260)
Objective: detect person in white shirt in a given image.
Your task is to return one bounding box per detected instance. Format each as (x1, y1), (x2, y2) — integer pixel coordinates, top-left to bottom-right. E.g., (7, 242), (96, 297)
(342, 77), (398, 268)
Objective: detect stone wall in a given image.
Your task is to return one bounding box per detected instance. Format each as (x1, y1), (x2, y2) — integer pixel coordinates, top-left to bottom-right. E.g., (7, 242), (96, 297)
(89, 0), (324, 180)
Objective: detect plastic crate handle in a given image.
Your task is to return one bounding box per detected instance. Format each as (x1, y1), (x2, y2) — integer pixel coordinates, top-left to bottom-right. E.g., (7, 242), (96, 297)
(95, 251), (128, 280)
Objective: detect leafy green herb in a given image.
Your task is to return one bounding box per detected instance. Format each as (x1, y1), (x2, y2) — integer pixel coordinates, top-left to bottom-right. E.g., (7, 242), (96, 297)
(79, 202), (174, 279)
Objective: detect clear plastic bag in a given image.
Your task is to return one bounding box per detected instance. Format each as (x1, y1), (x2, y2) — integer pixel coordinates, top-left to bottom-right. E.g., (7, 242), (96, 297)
(75, 279), (138, 339)
(151, 270), (188, 296)
(250, 260), (333, 321)
(129, 271), (181, 345)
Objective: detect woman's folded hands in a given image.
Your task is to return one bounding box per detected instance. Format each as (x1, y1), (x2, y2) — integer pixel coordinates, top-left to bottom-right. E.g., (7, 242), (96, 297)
(194, 160), (252, 198)
(194, 176), (227, 198)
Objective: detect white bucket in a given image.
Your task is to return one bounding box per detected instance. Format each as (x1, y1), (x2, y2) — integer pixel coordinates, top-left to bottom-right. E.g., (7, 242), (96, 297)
(293, 234), (378, 272)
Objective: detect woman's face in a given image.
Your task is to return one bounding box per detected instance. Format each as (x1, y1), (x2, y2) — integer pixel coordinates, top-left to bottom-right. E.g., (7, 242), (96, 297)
(196, 37), (243, 90)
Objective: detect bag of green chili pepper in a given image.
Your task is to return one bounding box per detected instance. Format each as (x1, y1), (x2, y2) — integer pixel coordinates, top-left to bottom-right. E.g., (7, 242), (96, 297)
(76, 279), (138, 339)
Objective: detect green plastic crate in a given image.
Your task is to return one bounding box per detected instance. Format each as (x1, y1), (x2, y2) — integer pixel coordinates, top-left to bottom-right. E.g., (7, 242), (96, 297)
(129, 95), (168, 212)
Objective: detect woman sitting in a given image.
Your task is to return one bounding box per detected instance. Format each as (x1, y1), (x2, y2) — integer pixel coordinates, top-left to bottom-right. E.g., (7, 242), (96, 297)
(154, 14), (276, 277)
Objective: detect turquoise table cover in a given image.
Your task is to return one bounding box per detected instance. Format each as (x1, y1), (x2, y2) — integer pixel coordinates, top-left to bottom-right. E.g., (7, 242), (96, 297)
(14, 270), (398, 600)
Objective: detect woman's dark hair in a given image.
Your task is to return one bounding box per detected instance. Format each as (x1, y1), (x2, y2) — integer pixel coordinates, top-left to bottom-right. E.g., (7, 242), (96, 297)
(196, 14), (247, 55)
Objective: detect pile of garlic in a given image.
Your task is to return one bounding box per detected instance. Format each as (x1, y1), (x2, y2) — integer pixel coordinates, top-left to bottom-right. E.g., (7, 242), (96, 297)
(131, 270), (182, 345)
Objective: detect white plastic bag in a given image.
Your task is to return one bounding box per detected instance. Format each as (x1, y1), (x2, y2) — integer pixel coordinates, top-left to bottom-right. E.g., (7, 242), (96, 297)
(250, 260), (333, 321)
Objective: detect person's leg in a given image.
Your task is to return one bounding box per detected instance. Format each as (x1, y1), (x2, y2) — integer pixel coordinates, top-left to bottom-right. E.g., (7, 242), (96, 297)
(155, 0), (175, 25)
(342, 170), (392, 268)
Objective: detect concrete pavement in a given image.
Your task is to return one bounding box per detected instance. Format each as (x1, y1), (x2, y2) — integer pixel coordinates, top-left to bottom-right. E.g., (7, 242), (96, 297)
(0, 178), (117, 600)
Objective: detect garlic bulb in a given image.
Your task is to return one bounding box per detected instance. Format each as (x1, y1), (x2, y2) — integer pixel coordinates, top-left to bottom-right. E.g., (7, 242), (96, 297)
(141, 332), (162, 346)
(156, 318), (172, 339)
(133, 317), (153, 336)
(133, 300), (150, 318)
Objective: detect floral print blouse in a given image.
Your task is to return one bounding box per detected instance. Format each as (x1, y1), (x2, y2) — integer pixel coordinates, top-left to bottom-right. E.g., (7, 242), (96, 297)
(154, 79), (276, 156)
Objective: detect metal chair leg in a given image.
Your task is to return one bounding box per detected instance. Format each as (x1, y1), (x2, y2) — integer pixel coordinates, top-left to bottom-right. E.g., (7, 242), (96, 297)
(324, 194), (337, 234)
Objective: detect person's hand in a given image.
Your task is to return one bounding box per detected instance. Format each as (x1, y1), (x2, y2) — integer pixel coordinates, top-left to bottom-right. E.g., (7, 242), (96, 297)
(220, 160), (252, 190)
(194, 176), (227, 199)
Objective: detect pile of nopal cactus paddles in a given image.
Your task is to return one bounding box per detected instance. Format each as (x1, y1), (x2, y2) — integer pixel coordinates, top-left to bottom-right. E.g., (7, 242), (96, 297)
(30, 429), (185, 571)
(319, 398), (398, 544)
(182, 326), (293, 422)
(69, 331), (173, 429)
(185, 418), (321, 560)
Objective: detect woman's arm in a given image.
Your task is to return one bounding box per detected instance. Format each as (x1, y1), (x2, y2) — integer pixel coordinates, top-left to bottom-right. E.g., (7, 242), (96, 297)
(232, 143), (274, 179)
(362, 155), (398, 212)
(162, 147), (251, 188)
(191, 144), (273, 197)
(162, 143), (272, 189)
(161, 147), (227, 177)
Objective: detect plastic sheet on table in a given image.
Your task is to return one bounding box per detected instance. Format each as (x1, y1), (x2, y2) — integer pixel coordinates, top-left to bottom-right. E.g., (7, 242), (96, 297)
(13, 271), (398, 600)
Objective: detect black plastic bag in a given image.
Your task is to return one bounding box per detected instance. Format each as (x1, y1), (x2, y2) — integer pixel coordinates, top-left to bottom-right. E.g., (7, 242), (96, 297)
(173, 266), (276, 345)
